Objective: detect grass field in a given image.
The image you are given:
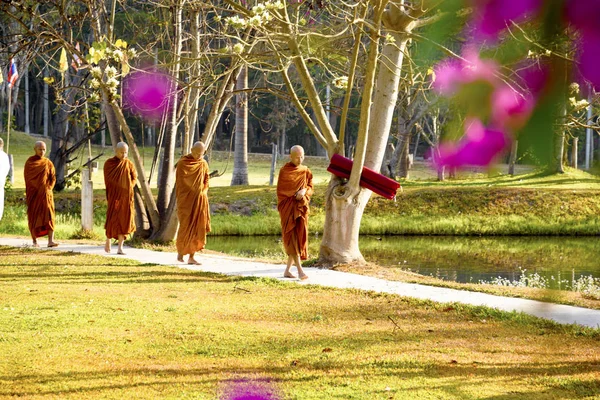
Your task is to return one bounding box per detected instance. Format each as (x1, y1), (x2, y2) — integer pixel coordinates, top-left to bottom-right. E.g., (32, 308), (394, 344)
(1, 247), (599, 399)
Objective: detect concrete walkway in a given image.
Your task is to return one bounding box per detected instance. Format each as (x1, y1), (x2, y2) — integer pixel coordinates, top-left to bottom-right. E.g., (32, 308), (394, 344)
(2, 237), (600, 329)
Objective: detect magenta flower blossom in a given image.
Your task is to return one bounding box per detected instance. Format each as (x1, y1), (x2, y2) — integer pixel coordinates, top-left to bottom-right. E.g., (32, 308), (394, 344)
(491, 86), (535, 131)
(219, 379), (281, 400)
(471, 0), (543, 40)
(564, 0), (600, 35)
(433, 48), (499, 95)
(122, 70), (175, 121)
(434, 118), (509, 169)
(575, 31), (600, 90)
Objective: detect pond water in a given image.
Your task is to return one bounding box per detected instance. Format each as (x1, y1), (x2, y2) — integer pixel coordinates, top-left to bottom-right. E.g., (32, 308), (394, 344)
(206, 235), (600, 290)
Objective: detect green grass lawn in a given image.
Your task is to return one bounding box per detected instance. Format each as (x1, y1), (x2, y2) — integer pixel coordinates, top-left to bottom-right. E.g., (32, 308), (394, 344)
(1, 247), (599, 399)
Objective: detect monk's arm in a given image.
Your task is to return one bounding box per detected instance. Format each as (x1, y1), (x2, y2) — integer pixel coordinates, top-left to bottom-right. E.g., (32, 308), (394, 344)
(305, 170), (314, 200)
(130, 161), (138, 185)
(202, 162), (209, 194)
(48, 163), (57, 190)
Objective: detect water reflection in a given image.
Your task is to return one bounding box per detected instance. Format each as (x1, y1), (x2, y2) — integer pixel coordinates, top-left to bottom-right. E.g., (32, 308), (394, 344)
(206, 235), (600, 290)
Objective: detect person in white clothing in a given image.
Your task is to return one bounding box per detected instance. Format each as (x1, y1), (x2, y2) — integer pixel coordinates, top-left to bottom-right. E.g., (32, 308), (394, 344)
(0, 138), (10, 221)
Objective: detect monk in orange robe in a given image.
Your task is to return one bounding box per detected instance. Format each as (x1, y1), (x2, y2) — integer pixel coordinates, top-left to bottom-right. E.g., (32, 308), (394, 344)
(24, 141), (59, 248)
(277, 145), (313, 280)
(175, 141), (211, 265)
(104, 142), (137, 255)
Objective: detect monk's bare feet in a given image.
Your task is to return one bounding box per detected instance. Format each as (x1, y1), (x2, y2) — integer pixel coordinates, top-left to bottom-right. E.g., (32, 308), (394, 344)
(283, 272), (296, 279)
(177, 254), (184, 263)
(188, 258), (201, 265)
(32, 242), (40, 248)
(299, 273), (308, 280)
(117, 249), (125, 255)
(47, 242), (59, 248)
(104, 240), (111, 253)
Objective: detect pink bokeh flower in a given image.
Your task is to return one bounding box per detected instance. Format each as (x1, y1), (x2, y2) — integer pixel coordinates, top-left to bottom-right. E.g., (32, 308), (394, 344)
(434, 118), (510, 169)
(122, 70), (175, 121)
(432, 48), (499, 95)
(491, 86), (535, 131)
(471, 0), (543, 40)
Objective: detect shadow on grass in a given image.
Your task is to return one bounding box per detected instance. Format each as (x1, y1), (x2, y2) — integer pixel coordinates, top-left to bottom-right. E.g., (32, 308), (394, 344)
(1, 359), (599, 398)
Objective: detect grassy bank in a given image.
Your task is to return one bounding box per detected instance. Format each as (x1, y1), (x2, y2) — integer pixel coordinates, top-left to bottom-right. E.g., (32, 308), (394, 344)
(1, 247), (599, 399)
(4, 172), (600, 238)
(4, 130), (600, 237)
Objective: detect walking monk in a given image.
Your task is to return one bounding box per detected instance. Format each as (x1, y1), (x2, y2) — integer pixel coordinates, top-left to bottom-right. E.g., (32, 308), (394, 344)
(104, 142), (137, 255)
(24, 141), (59, 247)
(175, 141), (211, 265)
(277, 145), (313, 280)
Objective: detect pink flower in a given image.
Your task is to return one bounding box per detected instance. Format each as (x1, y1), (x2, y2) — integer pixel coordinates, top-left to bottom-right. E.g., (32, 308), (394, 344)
(434, 118), (510, 169)
(576, 31), (600, 90)
(433, 48), (499, 95)
(491, 86), (535, 131)
(564, 0), (600, 35)
(122, 70), (176, 121)
(471, 0), (543, 40)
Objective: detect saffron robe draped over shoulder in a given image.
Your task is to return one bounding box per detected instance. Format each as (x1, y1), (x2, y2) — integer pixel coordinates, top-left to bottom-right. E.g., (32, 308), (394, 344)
(276, 162), (313, 260)
(24, 155), (56, 238)
(104, 156), (137, 239)
(176, 154), (211, 255)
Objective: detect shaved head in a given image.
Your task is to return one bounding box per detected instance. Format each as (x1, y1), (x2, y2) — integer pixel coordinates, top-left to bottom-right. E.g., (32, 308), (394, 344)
(115, 142), (129, 160)
(191, 141), (206, 160)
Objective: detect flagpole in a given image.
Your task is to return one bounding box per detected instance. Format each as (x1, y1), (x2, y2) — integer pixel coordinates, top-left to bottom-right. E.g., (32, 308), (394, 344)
(6, 86), (11, 154)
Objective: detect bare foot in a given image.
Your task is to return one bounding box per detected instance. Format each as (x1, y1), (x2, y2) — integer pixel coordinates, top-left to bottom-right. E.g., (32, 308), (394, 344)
(47, 242), (59, 248)
(188, 258), (201, 265)
(117, 250), (126, 255)
(177, 254), (184, 262)
(299, 273), (309, 280)
(104, 240), (111, 253)
(283, 272), (297, 279)
(32, 242), (40, 248)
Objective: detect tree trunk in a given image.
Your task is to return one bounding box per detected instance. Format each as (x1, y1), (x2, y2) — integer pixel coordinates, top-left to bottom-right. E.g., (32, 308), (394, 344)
(555, 105), (566, 173)
(153, 0), (183, 241)
(398, 135), (410, 179)
(318, 180), (370, 266)
(231, 65), (249, 185)
(508, 140), (518, 175)
(571, 137), (578, 168)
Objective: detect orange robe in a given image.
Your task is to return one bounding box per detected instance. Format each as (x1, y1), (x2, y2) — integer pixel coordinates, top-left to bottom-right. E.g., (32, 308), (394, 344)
(24, 155), (56, 238)
(104, 156), (137, 239)
(277, 162), (313, 260)
(176, 154), (211, 255)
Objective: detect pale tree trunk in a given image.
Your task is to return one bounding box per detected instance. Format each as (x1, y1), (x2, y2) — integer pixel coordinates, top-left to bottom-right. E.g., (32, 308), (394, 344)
(555, 104), (566, 173)
(231, 65), (249, 185)
(320, 3), (414, 266)
(508, 140), (518, 175)
(43, 66), (49, 136)
(24, 66), (30, 134)
(183, 8), (202, 154)
(153, 0), (184, 242)
(571, 137), (578, 168)
(398, 135), (410, 179)
(319, 2), (389, 266)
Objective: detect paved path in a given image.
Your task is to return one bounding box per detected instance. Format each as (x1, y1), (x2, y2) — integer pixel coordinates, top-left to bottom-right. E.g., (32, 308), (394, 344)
(2, 237), (600, 329)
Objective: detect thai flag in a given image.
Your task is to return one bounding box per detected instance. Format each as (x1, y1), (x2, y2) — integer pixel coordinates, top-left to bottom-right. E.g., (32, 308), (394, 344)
(7, 58), (18, 89)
